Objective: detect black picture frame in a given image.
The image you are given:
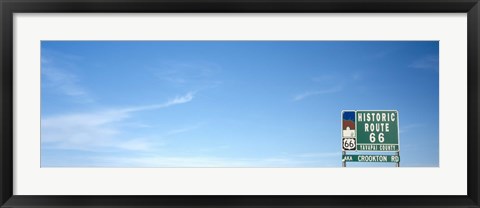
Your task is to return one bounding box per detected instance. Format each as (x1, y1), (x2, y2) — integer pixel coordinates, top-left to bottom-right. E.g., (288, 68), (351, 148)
(1, 0), (479, 207)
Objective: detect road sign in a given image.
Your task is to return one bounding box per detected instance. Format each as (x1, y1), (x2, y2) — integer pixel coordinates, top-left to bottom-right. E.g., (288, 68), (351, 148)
(356, 110), (399, 151)
(342, 110), (399, 151)
(341, 111), (357, 150)
(342, 154), (400, 163)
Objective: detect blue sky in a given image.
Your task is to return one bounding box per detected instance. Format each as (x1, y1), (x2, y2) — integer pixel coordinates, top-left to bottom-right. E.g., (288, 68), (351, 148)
(40, 41), (439, 167)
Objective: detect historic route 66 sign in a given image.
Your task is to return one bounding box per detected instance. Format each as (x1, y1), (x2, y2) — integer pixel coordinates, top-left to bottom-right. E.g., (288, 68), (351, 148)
(342, 138), (356, 150)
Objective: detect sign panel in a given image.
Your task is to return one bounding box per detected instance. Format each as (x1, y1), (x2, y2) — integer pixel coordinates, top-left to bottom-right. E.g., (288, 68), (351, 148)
(341, 111), (356, 150)
(342, 155), (400, 163)
(356, 110), (399, 151)
(342, 110), (399, 151)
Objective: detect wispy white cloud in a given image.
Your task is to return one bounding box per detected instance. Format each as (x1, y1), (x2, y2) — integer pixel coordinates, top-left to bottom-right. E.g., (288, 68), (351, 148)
(363, 50), (391, 60)
(409, 55), (439, 71)
(42, 67), (90, 98)
(312, 72), (362, 83)
(166, 122), (203, 136)
(294, 70), (367, 102)
(91, 154), (337, 168)
(293, 86), (343, 101)
(120, 92), (195, 113)
(41, 57), (50, 64)
(44, 149), (341, 167)
(198, 145), (231, 153)
(153, 61), (223, 90)
(311, 75), (334, 82)
(399, 123), (425, 134)
(116, 139), (160, 151)
(352, 72), (362, 81)
(41, 92), (195, 152)
(41, 50), (93, 103)
(295, 152), (340, 158)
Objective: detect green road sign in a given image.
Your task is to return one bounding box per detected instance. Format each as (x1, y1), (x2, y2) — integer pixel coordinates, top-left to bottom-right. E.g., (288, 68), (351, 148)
(356, 111), (399, 151)
(343, 155), (400, 163)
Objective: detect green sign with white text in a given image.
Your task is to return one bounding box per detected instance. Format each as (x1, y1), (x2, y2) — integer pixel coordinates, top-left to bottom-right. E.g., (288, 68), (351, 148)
(356, 111), (399, 151)
(342, 155), (400, 163)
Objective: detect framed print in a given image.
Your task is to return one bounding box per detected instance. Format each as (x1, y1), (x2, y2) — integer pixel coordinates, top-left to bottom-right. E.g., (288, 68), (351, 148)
(1, 0), (479, 207)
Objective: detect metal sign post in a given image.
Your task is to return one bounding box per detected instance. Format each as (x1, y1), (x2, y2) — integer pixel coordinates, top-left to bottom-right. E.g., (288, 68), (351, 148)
(396, 151), (400, 167)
